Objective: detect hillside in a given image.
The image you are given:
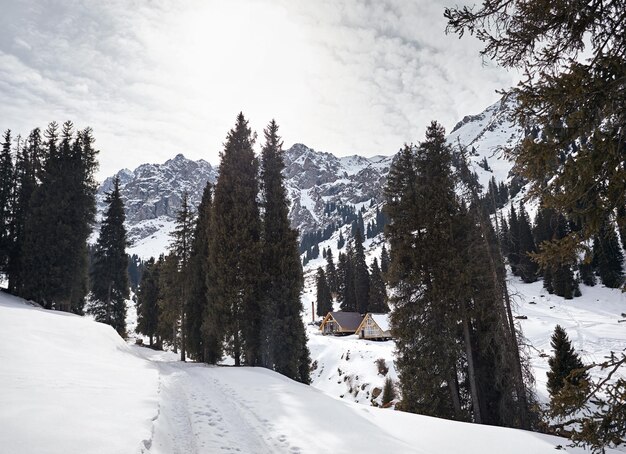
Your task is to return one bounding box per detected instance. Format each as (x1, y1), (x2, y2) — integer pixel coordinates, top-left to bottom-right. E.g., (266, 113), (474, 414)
(0, 292), (611, 454)
(299, 217), (626, 407)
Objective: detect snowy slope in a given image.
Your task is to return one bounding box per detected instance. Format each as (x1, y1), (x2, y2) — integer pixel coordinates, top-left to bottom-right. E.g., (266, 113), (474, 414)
(447, 95), (521, 189)
(300, 208), (626, 409)
(1, 292), (610, 454)
(0, 292), (158, 454)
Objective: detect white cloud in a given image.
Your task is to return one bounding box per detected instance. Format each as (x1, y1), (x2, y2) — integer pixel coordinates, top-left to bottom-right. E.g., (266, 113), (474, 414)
(0, 0), (518, 180)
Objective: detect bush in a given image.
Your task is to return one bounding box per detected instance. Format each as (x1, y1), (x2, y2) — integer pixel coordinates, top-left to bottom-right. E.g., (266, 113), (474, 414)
(375, 358), (389, 376)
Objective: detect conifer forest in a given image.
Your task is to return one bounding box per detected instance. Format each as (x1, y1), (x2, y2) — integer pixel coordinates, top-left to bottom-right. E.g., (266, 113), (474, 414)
(0, 1), (624, 453)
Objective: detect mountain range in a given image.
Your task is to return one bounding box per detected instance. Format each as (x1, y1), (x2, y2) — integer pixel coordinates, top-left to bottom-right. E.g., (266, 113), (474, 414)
(96, 95), (521, 258)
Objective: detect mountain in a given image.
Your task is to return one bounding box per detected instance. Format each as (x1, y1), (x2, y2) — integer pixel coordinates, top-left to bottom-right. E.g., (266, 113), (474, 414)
(96, 96), (520, 258)
(96, 153), (218, 257)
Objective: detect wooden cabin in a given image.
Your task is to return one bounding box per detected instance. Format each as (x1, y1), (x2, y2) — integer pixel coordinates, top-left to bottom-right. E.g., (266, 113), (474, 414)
(320, 311), (364, 336)
(355, 313), (392, 340)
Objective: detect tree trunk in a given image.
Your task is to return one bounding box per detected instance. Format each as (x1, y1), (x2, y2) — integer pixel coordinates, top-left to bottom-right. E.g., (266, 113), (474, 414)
(447, 366), (463, 420)
(233, 330), (241, 366)
(461, 304), (482, 424)
(172, 323), (177, 354)
(180, 309), (186, 362)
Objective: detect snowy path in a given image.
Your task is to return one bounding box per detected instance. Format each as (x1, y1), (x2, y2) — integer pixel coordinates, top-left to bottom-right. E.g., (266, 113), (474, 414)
(134, 348), (606, 454)
(141, 353), (290, 454)
(135, 348), (416, 454)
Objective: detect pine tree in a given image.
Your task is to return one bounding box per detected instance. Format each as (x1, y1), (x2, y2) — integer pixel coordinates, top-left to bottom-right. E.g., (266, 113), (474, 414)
(446, 0), (626, 269)
(325, 249), (338, 296)
(388, 124), (464, 420)
(169, 192), (195, 361)
(136, 257), (161, 347)
(507, 205), (520, 275)
(20, 122), (98, 312)
(352, 228), (370, 313)
(89, 176), (129, 336)
(157, 253), (181, 353)
(338, 247), (356, 312)
(516, 203), (538, 283)
(0, 130), (14, 279)
(533, 206), (580, 298)
(547, 325), (589, 397)
(337, 231), (345, 249)
(380, 244), (390, 278)
(368, 258), (388, 313)
(8, 130), (39, 294)
(381, 377), (396, 407)
(592, 219), (625, 289)
(259, 119), (310, 383)
(316, 267), (333, 317)
(388, 123), (532, 428)
(210, 113), (262, 366)
(187, 183), (212, 362)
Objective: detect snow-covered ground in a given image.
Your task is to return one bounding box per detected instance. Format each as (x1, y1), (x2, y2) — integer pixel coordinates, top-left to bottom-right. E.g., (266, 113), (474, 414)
(299, 220), (626, 409)
(2, 291), (612, 454)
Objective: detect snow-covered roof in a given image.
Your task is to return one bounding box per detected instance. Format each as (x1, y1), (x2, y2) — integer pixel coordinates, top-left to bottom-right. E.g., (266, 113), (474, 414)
(370, 313), (390, 332)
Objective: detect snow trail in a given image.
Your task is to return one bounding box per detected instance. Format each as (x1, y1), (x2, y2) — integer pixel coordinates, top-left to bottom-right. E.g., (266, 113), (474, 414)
(137, 350), (299, 454)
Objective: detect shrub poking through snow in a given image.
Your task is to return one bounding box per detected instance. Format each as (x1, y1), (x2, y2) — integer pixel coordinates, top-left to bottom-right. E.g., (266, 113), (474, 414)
(375, 358), (389, 376)
(382, 377), (396, 407)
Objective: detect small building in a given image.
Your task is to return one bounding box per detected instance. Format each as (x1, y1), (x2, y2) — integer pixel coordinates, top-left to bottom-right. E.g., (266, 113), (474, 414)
(355, 313), (392, 340)
(320, 311), (364, 336)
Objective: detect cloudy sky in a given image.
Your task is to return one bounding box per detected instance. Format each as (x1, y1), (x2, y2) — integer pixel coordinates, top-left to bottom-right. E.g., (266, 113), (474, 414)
(0, 0), (518, 180)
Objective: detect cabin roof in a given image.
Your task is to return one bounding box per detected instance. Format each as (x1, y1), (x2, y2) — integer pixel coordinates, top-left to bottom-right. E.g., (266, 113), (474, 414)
(370, 313), (390, 332)
(329, 311), (363, 331)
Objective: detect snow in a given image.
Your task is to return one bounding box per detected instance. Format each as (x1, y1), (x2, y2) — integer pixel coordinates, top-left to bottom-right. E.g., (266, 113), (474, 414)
(300, 206), (626, 410)
(506, 277), (626, 401)
(299, 188), (320, 223)
(371, 313), (390, 332)
(1, 291), (608, 453)
(447, 96), (521, 189)
(0, 292), (158, 454)
(127, 217), (177, 259)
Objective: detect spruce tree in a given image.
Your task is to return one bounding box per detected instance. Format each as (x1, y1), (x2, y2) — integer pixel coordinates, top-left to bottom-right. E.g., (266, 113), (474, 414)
(210, 113), (262, 366)
(338, 247), (356, 312)
(187, 183), (212, 362)
(368, 258), (388, 313)
(388, 124), (463, 420)
(384, 144), (418, 287)
(516, 203), (538, 283)
(169, 192), (195, 361)
(547, 325), (589, 397)
(533, 206), (580, 298)
(325, 248), (338, 295)
(157, 253), (181, 353)
(592, 219), (625, 289)
(259, 119), (310, 382)
(136, 257), (161, 347)
(8, 130), (39, 293)
(90, 176), (129, 336)
(380, 244), (390, 278)
(388, 123), (532, 428)
(446, 0), (626, 269)
(507, 205), (520, 275)
(352, 228), (370, 313)
(0, 130), (14, 278)
(381, 377), (396, 407)
(316, 267), (333, 317)
(20, 122), (98, 312)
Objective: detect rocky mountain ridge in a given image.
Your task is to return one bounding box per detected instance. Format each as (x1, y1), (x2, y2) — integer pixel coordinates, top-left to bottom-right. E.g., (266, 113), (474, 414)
(97, 96), (521, 258)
